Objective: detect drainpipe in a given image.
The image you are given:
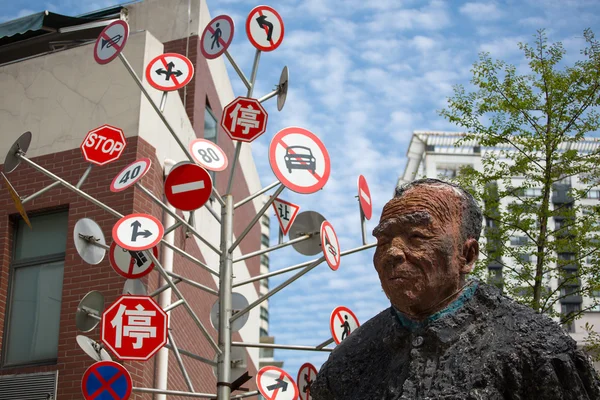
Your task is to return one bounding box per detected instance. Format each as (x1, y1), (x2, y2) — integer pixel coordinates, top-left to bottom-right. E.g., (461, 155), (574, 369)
(155, 158), (177, 400)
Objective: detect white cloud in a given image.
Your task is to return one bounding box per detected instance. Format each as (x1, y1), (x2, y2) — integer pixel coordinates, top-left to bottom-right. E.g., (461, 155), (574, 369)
(459, 2), (504, 20)
(479, 36), (527, 58)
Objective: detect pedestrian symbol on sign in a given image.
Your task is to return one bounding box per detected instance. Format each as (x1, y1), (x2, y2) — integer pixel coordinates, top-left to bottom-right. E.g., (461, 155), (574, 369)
(111, 303), (157, 349)
(341, 315), (351, 340)
(211, 23), (222, 49)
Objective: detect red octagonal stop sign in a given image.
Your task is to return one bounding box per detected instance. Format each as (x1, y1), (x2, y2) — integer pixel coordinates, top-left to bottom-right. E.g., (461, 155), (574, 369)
(81, 124), (127, 166)
(220, 97), (268, 142)
(101, 295), (168, 361)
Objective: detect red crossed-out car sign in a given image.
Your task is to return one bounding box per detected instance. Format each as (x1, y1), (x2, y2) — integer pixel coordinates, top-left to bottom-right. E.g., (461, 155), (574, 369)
(221, 97), (268, 142)
(101, 295), (168, 361)
(81, 124), (127, 166)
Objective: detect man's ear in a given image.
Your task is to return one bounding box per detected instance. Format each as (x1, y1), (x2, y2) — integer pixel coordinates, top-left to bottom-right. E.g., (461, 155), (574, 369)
(461, 238), (479, 274)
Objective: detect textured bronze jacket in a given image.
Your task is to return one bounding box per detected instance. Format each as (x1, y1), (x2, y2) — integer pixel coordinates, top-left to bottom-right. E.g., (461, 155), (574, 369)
(311, 282), (600, 400)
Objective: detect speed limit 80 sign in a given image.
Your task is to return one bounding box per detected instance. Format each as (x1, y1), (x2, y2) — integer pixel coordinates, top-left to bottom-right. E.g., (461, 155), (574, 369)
(189, 139), (228, 171)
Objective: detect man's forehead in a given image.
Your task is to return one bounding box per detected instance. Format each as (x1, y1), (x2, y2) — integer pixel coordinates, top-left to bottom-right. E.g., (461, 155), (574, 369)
(380, 184), (463, 224)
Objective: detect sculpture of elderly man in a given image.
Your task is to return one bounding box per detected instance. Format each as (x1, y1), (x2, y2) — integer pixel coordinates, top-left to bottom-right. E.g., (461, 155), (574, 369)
(311, 179), (600, 399)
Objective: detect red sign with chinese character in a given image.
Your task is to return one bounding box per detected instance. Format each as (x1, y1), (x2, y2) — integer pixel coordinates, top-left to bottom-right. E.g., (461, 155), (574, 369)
(81, 124), (127, 166)
(220, 96), (268, 142)
(101, 295), (168, 361)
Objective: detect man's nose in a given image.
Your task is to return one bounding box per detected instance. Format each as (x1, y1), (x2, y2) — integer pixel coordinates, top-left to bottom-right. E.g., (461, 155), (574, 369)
(386, 243), (406, 265)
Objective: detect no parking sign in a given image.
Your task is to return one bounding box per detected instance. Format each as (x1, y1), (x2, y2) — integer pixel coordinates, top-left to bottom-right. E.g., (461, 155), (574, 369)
(81, 360), (132, 399)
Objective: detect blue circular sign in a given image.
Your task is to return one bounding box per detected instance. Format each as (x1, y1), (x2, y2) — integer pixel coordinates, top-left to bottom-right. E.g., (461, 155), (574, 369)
(82, 360), (132, 400)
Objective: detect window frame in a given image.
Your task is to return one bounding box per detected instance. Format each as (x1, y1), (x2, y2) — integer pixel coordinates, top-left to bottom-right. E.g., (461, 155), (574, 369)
(1, 210), (68, 368)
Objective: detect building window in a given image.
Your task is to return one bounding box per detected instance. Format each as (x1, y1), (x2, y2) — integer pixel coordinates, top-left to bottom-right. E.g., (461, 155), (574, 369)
(262, 214), (270, 228)
(523, 188), (542, 197)
(260, 307), (269, 322)
(261, 233), (270, 247)
(3, 211), (68, 366)
(260, 254), (269, 268)
(561, 303), (581, 333)
(260, 328), (268, 337)
(587, 190), (600, 199)
(510, 236), (529, 246)
(261, 278), (269, 289)
(204, 104), (218, 183)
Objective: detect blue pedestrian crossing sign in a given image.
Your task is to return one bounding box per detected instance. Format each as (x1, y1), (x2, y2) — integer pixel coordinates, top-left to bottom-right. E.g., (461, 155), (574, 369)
(82, 360), (132, 400)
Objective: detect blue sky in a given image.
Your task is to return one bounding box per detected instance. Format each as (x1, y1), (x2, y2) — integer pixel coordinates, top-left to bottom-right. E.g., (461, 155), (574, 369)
(3, 0), (600, 390)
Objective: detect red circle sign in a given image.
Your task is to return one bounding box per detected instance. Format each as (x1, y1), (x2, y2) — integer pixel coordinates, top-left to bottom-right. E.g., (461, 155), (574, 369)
(110, 158), (152, 192)
(112, 213), (164, 251)
(246, 5), (285, 52)
(201, 15), (235, 59)
(269, 127), (331, 194)
(357, 175), (373, 220)
(256, 366), (299, 400)
(297, 363), (318, 400)
(145, 53), (194, 91)
(320, 221), (341, 271)
(81, 124), (127, 166)
(165, 163), (213, 211)
(109, 242), (158, 279)
(82, 360), (132, 400)
(94, 20), (129, 65)
(330, 306), (360, 345)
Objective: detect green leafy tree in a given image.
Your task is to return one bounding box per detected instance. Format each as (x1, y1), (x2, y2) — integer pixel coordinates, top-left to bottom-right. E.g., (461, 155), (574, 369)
(439, 30), (600, 335)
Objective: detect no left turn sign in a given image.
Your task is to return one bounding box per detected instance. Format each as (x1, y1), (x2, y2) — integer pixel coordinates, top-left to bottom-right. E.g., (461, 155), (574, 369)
(111, 158), (152, 192)
(94, 20), (129, 65)
(257, 366), (299, 400)
(109, 242), (158, 279)
(246, 5), (284, 52)
(269, 127), (331, 194)
(320, 221), (340, 271)
(112, 213), (164, 251)
(189, 139), (228, 172)
(201, 15), (235, 59)
(330, 306), (360, 345)
(146, 53), (194, 91)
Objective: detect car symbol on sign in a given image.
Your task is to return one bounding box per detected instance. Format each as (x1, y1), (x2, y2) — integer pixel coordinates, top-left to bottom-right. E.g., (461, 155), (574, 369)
(284, 146), (316, 174)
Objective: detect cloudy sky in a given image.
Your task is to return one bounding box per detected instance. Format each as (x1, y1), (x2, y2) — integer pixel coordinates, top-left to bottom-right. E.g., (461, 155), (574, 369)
(3, 0), (600, 389)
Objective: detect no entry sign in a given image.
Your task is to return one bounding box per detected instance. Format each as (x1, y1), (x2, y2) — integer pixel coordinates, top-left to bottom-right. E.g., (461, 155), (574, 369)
(94, 20), (129, 65)
(272, 197), (300, 236)
(269, 127), (331, 194)
(357, 175), (373, 220)
(109, 242), (158, 279)
(189, 139), (228, 172)
(164, 162), (213, 211)
(221, 97), (268, 142)
(330, 306), (360, 345)
(146, 53), (194, 91)
(201, 15), (235, 59)
(81, 125), (127, 166)
(112, 213), (164, 251)
(320, 221), (340, 271)
(101, 295), (168, 361)
(257, 366), (299, 400)
(81, 360), (132, 400)
(246, 5), (284, 52)
(111, 158), (152, 192)
(297, 363), (318, 400)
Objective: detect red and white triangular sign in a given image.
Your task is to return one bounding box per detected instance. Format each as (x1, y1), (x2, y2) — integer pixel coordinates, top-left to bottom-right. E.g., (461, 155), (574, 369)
(272, 197), (300, 236)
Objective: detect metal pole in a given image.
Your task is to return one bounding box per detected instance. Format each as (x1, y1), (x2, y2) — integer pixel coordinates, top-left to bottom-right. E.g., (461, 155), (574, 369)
(205, 201), (222, 223)
(159, 91), (169, 112)
(212, 187), (226, 207)
(217, 195), (234, 400)
(360, 206), (367, 246)
(232, 243), (377, 288)
(162, 240), (219, 277)
(163, 299), (185, 312)
(257, 89), (278, 104)
(117, 52), (195, 163)
(233, 234), (312, 263)
(233, 180), (279, 209)
(224, 50), (251, 90)
(132, 388), (216, 398)
(164, 342), (217, 366)
(21, 181), (61, 204)
(168, 330), (195, 392)
(247, 50), (261, 98)
(225, 142), (242, 196)
(229, 185), (284, 253)
(316, 338), (335, 349)
(149, 278), (182, 297)
(167, 270), (219, 296)
(164, 221), (183, 236)
(145, 249), (221, 355)
(231, 257), (324, 323)
(76, 164), (93, 189)
(278, 227), (283, 245)
(137, 183), (222, 256)
(231, 341), (334, 353)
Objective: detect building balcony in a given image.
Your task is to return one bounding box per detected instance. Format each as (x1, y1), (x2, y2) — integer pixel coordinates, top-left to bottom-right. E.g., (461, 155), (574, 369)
(552, 184), (574, 204)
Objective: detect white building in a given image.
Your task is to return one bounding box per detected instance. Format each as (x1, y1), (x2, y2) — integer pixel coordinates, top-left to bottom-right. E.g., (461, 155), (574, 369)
(399, 131), (600, 357)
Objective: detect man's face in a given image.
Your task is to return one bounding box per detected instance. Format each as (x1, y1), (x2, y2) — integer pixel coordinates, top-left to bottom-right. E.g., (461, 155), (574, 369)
(372, 184), (468, 316)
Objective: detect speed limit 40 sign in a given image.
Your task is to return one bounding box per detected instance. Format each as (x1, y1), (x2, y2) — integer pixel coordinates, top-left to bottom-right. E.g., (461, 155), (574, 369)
(189, 139), (228, 171)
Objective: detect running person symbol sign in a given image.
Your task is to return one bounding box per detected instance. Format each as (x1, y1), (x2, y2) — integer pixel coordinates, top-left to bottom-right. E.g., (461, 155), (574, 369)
(269, 127), (331, 194)
(145, 53), (194, 91)
(330, 306), (360, 345)
(246, 5), (284, 52)
(257, 366), (299, 400)
(201, 15), (235, 59)
(94, 20), (129, 65)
